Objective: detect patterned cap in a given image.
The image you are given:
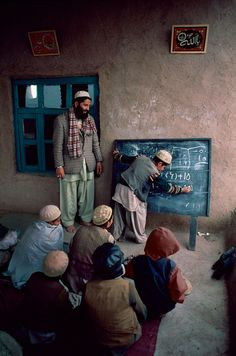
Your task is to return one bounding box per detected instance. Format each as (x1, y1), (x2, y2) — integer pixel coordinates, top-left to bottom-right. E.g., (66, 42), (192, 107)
(74, 91), (91, 100)
(39, 205), (61, 222)
(43, 250), (69, 277)
(93, 205), (113, 226)
(155, 150), (172, 164)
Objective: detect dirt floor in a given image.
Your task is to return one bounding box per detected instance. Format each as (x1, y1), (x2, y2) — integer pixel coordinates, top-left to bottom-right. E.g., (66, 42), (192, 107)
(156, 230), (229, 356)
(116, 229), (229, 356)
(0, 212), (230, 355)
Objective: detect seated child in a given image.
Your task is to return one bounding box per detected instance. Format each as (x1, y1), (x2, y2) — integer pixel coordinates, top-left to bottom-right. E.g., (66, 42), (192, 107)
(0, 278), (25, 332)
(65, 205), (115, 293)
(125, 227), (192, 319)
(84, 242), (147, 354)
(18, 250), (76, 345)
(5, 205), (64, 289)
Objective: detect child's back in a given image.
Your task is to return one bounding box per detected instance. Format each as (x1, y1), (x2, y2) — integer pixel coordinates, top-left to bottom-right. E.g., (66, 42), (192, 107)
(125, 227), (192, 318)
(84, 242), (147, 351)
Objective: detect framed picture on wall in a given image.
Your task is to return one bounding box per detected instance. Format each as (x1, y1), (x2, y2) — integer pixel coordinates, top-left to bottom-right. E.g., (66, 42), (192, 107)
(171, 24), (209, 54)
(28, 30), (60, 56)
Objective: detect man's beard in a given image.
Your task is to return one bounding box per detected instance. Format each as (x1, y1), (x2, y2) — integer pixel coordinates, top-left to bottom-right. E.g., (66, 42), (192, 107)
(74, 106), (89, 120)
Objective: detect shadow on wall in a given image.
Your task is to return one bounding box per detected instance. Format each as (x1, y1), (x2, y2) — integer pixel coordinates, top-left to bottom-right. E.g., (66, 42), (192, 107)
(225, 208), (236, 356)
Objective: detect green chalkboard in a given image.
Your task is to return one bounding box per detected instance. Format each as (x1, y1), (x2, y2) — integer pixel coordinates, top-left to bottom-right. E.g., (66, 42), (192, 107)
(112, 138), (211, 217)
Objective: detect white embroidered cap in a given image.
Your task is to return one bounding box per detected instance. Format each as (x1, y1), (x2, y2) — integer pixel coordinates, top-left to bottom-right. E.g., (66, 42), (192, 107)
(43, 250), (69, 277)
(155, 150), (172, 165)
(74, 91), (91, 100)
(39, 205), (61, 222)
(93, 205), (113, 226)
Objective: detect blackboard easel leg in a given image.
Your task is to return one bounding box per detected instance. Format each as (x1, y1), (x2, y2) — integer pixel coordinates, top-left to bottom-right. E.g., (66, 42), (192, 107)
(189, 216), (197, 251)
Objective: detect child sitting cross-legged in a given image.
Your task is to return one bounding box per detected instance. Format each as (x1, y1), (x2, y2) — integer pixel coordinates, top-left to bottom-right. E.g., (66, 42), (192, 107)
(84, 242), (147, 355)
(5, 205), (64, 289)
(125, 227), (192, 319)
(64, 205), (115, 294)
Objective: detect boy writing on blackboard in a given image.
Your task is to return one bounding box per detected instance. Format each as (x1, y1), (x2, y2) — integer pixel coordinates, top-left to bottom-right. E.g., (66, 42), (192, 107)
(112, 149), (192, 243)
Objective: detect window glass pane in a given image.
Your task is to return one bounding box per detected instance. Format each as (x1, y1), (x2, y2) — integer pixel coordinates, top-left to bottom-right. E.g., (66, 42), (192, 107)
(43, 85), (66, 108)
(44, 115), (56, 140)
(23, 119), (36, 139)
(87, 84), (95, 102)
(27, 85), (38, 108)
(45, 143), (54, 170)
(24, 145), (38, 165)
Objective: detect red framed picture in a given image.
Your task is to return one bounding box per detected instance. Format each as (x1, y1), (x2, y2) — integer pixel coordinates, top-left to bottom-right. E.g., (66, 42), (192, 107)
(171, 25), (209, 54)
(28, 30), (60, 56)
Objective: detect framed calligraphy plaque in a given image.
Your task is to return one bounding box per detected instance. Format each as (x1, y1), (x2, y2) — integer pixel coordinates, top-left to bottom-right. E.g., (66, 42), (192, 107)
(171, 24), (209, 54)
(28, 30), (60, 56)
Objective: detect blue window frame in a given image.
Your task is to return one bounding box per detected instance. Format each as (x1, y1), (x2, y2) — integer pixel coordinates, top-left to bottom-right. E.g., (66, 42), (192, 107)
(12, 76), (99, 174)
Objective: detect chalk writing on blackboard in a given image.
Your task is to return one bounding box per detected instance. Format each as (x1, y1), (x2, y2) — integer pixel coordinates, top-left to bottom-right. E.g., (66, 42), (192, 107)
(112, 139), (211, 217)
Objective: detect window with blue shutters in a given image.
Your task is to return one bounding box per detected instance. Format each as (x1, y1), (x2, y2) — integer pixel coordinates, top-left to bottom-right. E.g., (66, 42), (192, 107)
(12, 76), (99, 174)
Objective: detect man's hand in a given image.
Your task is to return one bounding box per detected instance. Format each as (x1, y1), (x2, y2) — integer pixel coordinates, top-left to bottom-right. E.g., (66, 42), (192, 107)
(56, 167), (65, 179)
(112, 149), (119, 155)
(112, 149), (122, 161)
(96, 162), (103, 176)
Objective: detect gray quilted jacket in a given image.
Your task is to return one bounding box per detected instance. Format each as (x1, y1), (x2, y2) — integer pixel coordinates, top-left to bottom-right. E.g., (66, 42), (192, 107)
(53, 110), (103, 174)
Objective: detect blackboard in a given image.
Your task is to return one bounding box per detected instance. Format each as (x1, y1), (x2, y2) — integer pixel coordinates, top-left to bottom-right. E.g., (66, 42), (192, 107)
(112, 138), (211, 249)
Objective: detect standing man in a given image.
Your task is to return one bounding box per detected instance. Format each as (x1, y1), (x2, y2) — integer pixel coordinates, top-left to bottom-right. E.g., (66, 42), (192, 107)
(112, 150), (192, 243)
(53, 91), (103, 233)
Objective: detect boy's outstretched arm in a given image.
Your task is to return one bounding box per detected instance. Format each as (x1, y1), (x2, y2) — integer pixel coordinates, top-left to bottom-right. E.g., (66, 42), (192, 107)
(112, 149), (138, 164)
(154, 176), (192, 194)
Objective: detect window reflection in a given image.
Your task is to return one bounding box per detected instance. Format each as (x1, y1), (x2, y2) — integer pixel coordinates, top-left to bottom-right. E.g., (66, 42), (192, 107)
(26, 85), (38, 107)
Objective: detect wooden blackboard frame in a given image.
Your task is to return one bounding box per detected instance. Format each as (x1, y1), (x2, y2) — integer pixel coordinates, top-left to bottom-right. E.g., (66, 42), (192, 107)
(112, 138), (212, 250)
